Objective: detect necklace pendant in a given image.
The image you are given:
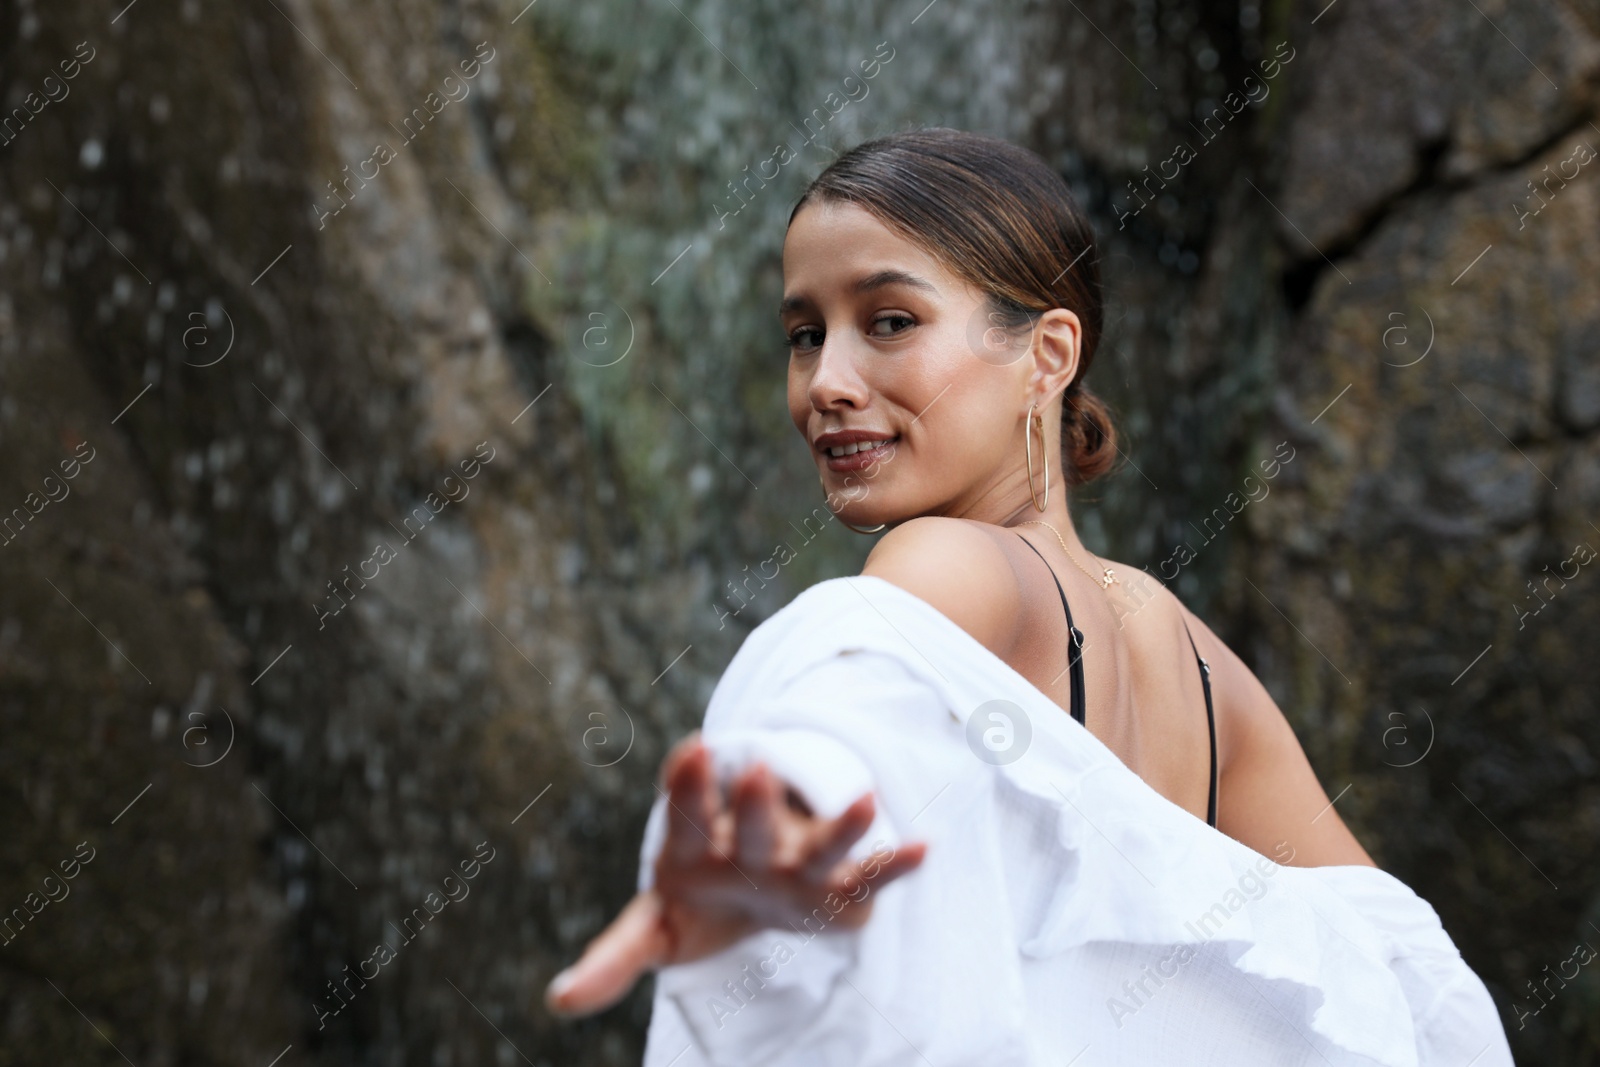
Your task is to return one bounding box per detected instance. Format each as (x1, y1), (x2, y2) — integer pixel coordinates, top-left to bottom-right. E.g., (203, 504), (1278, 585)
(1100, 568), (1118, 589)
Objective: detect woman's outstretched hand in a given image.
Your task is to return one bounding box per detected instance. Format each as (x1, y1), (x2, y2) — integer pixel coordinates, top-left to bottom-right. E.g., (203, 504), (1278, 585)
(543, 732), (927, 1018)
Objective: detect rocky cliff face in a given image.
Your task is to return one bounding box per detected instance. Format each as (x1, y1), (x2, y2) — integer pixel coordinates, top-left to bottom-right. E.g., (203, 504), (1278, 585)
(1, 0), (1594, 1062)
(1263, 4), (1600, 1053)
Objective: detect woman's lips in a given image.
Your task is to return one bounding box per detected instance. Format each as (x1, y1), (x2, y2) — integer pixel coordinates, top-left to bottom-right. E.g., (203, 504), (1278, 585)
(823, 436), (898, 472)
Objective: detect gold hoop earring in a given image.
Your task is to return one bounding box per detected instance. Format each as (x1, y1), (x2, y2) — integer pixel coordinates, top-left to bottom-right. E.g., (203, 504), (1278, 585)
(1025, 404), (1049, 511)
(819, 475), (886, 534)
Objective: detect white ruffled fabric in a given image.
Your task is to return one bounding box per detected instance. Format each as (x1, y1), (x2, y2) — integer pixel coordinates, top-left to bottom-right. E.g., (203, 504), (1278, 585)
(637, 576), (1514, 1067)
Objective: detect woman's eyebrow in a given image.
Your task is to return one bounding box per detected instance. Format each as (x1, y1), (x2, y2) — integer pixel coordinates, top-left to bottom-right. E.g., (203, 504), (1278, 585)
(778, 269), (939, 316)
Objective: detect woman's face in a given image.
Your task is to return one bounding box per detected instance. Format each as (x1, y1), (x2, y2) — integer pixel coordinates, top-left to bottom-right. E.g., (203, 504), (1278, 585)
(781, 199), (1064, 526)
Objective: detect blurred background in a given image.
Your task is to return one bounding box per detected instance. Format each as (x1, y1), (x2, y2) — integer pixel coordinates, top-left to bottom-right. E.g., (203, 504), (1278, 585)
(2, 0), (1598, 1063)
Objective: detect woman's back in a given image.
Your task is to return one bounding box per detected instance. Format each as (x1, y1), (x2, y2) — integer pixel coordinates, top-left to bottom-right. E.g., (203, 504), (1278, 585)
(861, 514), (1374, 867)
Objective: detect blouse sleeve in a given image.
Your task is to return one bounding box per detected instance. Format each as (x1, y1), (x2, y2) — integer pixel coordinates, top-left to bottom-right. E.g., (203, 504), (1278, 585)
(636, 646), (978, 1067)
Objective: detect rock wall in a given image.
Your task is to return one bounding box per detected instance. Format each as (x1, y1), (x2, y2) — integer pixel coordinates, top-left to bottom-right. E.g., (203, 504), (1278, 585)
(0, 0), (1594, 1062)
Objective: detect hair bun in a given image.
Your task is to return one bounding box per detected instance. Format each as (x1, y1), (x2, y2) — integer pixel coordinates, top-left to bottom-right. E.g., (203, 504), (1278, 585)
(1062, 383), (1118, 488)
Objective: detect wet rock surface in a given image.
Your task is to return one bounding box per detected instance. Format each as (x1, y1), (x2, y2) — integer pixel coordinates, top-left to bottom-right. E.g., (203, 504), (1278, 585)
(1, 0), (1594, 1061)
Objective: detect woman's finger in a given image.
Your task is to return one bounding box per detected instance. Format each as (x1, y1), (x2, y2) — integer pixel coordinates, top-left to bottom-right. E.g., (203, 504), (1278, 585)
(662, 741), (717, 866)
(544, 891), (672, 1018)
(731, 763), (781, 869)
(822, 842), (930, 929)
(800, 792), (876, 881)
(857, 840), (927, 889)
(657, 731), (703, 788)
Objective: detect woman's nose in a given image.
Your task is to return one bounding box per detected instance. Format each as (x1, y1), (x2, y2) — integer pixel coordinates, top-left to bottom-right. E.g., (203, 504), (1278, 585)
(807, 335), (870, 411)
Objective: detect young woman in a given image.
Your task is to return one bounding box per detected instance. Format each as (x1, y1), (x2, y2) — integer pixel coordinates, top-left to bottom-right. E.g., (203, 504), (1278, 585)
(545, 128), (1513, 1066)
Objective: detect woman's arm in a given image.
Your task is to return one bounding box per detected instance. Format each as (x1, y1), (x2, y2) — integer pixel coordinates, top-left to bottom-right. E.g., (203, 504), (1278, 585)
(543, 736), (925, 1018)
(1175, 600), (1377, 868)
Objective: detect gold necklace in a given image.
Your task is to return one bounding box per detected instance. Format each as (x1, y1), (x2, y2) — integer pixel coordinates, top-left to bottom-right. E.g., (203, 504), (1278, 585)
(1016, 520), (1120, 590)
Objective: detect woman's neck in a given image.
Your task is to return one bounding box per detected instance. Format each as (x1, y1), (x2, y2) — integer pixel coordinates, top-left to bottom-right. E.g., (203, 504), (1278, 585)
(997, 500), (1084, 548)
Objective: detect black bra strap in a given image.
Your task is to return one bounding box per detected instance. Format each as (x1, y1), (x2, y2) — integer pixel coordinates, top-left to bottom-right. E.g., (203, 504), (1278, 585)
(1015, 534), (1086, 726)
(1181, 619), (1220, 829)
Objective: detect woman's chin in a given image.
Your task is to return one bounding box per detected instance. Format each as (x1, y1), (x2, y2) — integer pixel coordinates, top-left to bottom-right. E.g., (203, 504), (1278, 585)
(820, 482), (873, 511)
(827, 498), (907, 529)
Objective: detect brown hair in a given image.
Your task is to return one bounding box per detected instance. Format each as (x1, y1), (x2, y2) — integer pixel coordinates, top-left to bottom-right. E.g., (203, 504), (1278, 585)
(787, 126), (1118, 489)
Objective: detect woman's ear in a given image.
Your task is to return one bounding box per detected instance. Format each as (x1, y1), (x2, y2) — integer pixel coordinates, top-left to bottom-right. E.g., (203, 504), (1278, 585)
(1029, 308), (1082, 404)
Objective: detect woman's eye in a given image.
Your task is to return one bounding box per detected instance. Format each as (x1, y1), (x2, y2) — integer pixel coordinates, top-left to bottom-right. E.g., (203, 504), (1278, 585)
(869, 314), (915, 337)
(786, 327), (823, 351)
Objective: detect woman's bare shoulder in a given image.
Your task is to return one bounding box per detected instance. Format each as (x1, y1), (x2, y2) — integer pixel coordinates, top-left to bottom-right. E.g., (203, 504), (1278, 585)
(859, 516), (1024, 660)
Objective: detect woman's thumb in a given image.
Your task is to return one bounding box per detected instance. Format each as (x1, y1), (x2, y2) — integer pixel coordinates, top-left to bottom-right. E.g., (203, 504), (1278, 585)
(544, 890), (671, 1018)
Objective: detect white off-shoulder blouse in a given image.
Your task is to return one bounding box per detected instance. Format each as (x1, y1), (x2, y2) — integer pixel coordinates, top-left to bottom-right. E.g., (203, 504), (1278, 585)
(635, 575), (1515, 1067)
